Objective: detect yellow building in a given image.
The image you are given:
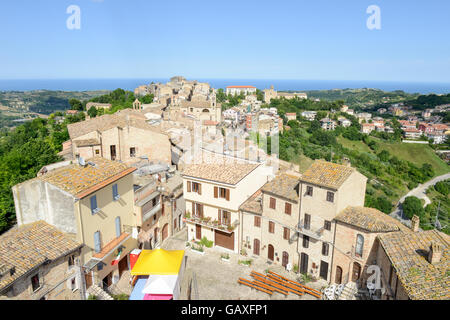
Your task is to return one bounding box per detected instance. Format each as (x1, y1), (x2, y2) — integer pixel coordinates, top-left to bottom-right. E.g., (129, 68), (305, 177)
(12, 157), (139, 294)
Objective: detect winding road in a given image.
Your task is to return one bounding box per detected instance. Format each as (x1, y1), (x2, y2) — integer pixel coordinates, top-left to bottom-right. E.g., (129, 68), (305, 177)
(389, 172), (450, 226)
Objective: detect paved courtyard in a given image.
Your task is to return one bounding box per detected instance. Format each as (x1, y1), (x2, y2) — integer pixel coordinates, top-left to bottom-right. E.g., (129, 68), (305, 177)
(162, 228), (326, 300)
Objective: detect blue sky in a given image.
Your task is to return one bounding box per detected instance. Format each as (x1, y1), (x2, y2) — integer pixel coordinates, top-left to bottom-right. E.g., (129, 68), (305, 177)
(0, 0), (449, 82)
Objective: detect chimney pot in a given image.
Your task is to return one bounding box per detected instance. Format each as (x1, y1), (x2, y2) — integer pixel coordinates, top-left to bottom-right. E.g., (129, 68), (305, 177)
(428, 241), (443, 264)
(411, 215), (420, 232)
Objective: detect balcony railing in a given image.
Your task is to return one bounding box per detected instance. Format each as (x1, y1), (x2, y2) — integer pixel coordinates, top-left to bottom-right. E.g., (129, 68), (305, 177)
(142, 203), (161, 223)
(296, 220), (324, 240)
(184, 215), (238, 234)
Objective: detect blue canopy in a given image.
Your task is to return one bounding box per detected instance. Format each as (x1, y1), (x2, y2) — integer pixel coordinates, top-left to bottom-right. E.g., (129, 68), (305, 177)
(129, 277), (148, 300)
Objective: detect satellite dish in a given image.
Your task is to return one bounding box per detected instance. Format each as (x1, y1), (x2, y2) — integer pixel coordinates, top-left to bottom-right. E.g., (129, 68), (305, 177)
(78, 157), (86, 166)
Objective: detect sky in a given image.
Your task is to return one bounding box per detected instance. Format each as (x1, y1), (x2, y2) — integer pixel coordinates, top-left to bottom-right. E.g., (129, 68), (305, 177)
(0, 0), (449, 82)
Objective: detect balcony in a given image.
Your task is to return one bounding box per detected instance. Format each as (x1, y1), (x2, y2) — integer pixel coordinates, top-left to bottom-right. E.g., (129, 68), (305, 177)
(142, 203), (161, 223)
(184, 214), (238, 234)
(296, 220), (324, 240)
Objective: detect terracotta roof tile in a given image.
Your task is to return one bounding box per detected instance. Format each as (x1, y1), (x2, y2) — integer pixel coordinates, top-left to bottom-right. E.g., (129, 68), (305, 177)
(261, 174), (299, 202)
(335, 206), (409, 233)
(378, 230), (449, 300)
(299, 160), (356, 190)
(0, 221), (81, 291)
(239, 190), (263, 215)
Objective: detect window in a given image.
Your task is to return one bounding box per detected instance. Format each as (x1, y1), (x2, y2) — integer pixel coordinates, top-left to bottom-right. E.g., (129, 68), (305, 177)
(285, 202), (292, 215)
(355, 234), (364, 257)
(222, 210), (231, 225)
(70, 277), (77, 291)
(192, 182), (201, 194)
(306, 186), (313, 196)
(303, 235), (309, 248)
(130, 147), (136, 157)
(283, 227), (290, 240)
(115, 216), (121, 237)
(304, 214), (311, 230)
(324, 220), (332, 231)
(269, 221), (275, 233)
(214, 186), (230, 200)
(68, 255), (75, 267)
(90, 195), (99, 214)
(322, 242), (329, 256)
(112, 184), (119, 200)
(254, 216), (261, 228)
(326, 191), (334, 203)
(192, 202), (203, 218)
(31, 274), (40, 292)
(95, 149), (100, 155)
(269, 197), (276, 209)
(94, 231), (101, 253)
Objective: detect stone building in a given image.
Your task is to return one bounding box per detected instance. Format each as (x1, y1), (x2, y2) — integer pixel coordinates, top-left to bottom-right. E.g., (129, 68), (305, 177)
(376, 226), (449, 300)
(182, 152), (273, 253)
(0, 221), (83, 300)
(226, 85), (257, 96)
(67, 109), (172, 165)
(12, 157), (139, 294)
(331, 206), (410, 286)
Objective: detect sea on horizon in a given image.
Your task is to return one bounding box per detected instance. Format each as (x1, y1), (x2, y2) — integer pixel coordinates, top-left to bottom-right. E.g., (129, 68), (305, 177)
(0, 78), (449, 95)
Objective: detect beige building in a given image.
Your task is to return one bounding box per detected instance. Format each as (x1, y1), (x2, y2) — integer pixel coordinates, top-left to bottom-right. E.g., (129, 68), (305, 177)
(182, 153), (272, 253)
(376, 226), (449, 300)
(331, 206), (410, 286)
(86, 102), (112, 111)
(12, 157), (138, 294)
(67, 109), (172, 165)
(226, 86), (257, 96)
(0, 221), (83, 300)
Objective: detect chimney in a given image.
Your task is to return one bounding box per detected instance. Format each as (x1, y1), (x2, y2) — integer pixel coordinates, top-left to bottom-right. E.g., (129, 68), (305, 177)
(411, 215), (420, 232)
(428, 241), (443, 264)
(342, 157), (351, 167)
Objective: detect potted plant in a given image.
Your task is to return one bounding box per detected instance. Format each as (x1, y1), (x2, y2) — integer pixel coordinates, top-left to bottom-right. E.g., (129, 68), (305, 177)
(191, 243), (205, 255)
(226, 224), (234, 232)
(238, 259), (252, 267)
(185, 241), (190, 248)
(221, 253), (230, 262)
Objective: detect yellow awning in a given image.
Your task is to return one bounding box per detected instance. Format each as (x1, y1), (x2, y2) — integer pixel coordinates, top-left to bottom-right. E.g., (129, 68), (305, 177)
(131, 248), (185, 276)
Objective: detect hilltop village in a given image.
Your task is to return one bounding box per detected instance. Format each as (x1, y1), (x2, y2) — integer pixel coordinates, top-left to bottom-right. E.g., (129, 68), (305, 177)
(0, 76), (448, 301)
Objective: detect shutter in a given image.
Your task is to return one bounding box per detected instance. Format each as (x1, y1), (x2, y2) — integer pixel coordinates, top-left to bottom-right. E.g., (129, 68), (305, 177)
(192, 202), (195, 216)
(225, 189), (230, 201)
(218, 209), (221, 224)
(285, 203), (291, 215)
(113, 184), (118, 200)
(90, 196), (97, 214)
(214, 186), (218, 198)
(94, 231), (101, 253)
(198, 183), (202, 195)
(115, 216), (121, 237)
(199, 204), (203, 218)
(187, 181), (191, 192)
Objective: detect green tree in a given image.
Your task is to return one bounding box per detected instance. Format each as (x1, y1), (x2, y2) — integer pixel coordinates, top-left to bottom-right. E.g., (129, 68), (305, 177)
(87, 107), (98, 118)
(402, 196), (424, 219)
(69, 98), (83, 111)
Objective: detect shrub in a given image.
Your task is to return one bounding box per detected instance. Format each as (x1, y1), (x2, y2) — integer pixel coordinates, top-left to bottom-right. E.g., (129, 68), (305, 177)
(434, 181), (449, 196)
(200, 236), (213, 248)
(238, 259), (252, 266)
(112, 294), (129, 300)
(402, 196), (424, 219)
(221, 253), (230, 260)
(88, 294), (98, 300)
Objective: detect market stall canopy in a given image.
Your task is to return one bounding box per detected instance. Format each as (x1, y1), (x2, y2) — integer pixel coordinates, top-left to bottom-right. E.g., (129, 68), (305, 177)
(129, 277), (147, 300)
(130, 248), (184, 276)
(144, 294), (172, 300)
(142, 275), (178, 295)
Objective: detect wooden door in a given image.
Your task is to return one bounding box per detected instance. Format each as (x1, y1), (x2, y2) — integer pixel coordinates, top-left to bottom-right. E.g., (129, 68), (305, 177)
(253, 239), (260, 256)
(214, 230), (234, 250)
(320, 260), (329, 280)
(162, 223), (169, 241)
(300, 253), (308, 274)
(110, 145), (116, 160)
(84, 272), (92, 289)
(335, 266), (343, 284)
(282, 251), (289, 267)
(196, 224), (202, 240)
(118, 256), (128, 277)
(268, 244), (274, 261)
(352, 262), (361, 282)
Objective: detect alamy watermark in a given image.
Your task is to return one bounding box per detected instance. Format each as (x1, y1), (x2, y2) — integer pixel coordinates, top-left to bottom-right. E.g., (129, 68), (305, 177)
(366, 5), (381, 30)
(66, 5), (81, 30)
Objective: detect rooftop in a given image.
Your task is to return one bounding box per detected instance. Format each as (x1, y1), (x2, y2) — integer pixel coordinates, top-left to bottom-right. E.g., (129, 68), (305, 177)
(0, 221), (82, 291)
(378, 230), (449, 300)
(261, 174), (299, 203)
(299, 160), (356, 190)
(239, 190), (263, 215)
(335, 206), (409, 233)
(39, 157), (136, 199)
(182, 152), (260, 185)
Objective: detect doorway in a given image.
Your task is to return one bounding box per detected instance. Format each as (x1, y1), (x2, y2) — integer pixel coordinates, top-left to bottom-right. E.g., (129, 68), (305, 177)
(110, 145), (116, 161)
(253, 239), (260, 256)
(282, 251), (289, 267)
(268, 244), (274, 261)
(319, 260), (329, 280)
(300, 253), (309, 274)
(352, 262), (361, 282)
(335, 266), (343, 284)
(196, 224), (202, 240)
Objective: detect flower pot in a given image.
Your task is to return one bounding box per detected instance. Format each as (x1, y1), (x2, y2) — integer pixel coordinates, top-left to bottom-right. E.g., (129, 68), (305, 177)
(191, 248), (205, 255)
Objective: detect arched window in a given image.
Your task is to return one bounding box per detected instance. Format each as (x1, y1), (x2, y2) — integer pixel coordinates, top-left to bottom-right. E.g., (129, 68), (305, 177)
(355, 234), (364, 257)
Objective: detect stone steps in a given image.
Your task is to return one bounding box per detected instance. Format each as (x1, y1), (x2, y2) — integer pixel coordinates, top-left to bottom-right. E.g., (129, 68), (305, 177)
(87, 284), (114, 300)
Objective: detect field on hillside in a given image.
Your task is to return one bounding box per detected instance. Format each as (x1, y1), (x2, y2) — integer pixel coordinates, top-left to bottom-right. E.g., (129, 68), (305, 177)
(337, 136), (449, 177)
